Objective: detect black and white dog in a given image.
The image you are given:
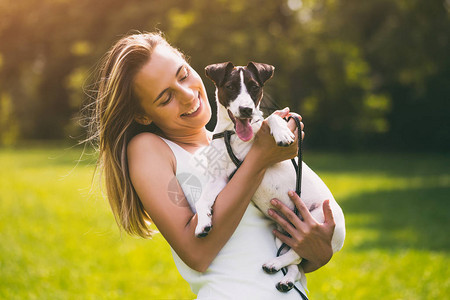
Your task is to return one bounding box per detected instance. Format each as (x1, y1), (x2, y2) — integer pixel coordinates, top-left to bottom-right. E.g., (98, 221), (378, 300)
(194, 62), (345, 291)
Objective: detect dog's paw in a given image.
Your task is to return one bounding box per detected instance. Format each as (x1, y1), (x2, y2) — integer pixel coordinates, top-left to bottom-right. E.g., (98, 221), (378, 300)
(195, 212), (213, 238)
(276, 280), (295, 292)
(195, 208), (213, 238)
(195, 224), (212, 238)
(262, 262), (281, 274)
(271, 126), (295, 147)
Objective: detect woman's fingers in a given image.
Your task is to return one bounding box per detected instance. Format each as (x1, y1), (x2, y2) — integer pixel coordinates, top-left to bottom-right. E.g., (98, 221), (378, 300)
(322, 199), (336, 228)
(269, 198), (304, 232)
(272, 228), (294, 247)
(270, 193), (332, 229)
(272, 109), (304, 139)
(285, 113), (304, 141)
(286, 112), (303, 128)
(273, 107), (290, 118)
(268, 206), (296, 235)
(288, 191), (315, 224)
(286, 117), (301, 132)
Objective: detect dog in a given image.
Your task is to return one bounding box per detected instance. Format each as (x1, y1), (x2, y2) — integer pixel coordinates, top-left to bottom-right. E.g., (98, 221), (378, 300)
(194, 62), (345, 292)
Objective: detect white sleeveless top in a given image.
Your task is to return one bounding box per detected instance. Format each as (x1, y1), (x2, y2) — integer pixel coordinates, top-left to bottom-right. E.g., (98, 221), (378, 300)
(160, 137), (307, 300)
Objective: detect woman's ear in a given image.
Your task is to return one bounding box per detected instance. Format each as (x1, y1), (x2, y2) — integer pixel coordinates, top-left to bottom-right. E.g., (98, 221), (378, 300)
(134, 114), (152, 125)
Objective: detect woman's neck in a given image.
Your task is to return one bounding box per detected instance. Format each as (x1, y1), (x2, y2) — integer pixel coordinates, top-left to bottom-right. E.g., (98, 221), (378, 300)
(160, 127), (211, 151)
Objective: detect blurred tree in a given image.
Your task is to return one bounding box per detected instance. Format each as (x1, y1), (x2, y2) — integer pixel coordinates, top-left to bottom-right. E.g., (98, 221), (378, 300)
(325, 0), (450, 150)
(0, 0), (448, 151)
(0, 92), (19, 145)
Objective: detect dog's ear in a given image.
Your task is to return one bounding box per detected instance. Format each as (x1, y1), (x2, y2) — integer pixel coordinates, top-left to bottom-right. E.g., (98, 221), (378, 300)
(246, 62), (275, 86)
(205, 62), (234, 87)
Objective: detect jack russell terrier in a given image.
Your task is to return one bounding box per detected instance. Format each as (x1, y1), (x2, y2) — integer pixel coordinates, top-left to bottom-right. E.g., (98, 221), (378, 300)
(194, 62), (345, 292)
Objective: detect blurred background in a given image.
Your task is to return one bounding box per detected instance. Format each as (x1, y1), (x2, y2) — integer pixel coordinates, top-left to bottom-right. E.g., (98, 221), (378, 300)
(1, 0), (449, 299)
(0, 0), (449, 150)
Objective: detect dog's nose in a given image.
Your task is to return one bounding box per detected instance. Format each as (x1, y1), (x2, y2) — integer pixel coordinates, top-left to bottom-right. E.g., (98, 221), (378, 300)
(239, 106), (253, 118)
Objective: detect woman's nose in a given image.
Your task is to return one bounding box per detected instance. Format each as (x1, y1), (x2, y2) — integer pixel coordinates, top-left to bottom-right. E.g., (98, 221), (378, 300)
(178, 85), (195, 104)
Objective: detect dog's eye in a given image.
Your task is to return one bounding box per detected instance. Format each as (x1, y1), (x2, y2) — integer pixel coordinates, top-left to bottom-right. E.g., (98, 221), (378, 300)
(249, 84), (260, 93)
(225, 84), (235, 91)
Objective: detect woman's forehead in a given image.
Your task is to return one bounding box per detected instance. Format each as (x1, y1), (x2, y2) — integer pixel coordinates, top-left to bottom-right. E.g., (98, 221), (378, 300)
(152, 45), (185, 66)
(143, 46), (184, 79)
(133, 45), (185, 101)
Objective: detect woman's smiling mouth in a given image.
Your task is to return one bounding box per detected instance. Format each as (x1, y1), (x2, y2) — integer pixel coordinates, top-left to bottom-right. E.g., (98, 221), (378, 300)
(181, 93), (201, 117)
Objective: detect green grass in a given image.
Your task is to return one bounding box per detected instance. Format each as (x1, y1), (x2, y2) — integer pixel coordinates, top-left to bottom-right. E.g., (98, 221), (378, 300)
(1, 145), (449, 299)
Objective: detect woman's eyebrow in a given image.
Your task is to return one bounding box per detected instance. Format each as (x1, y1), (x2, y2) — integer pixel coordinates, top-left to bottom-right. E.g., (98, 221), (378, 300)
(153, 65), (185, 103)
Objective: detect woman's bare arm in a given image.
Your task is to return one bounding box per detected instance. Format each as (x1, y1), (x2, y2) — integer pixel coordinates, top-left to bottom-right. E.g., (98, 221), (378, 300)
(128, 120), (301, 272)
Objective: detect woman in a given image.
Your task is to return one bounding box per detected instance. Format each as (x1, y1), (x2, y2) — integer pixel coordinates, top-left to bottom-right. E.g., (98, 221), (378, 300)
(87, 32), (336, 299)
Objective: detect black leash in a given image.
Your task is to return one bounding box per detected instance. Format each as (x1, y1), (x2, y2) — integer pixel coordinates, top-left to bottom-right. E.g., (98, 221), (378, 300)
(213, 116), (308, 299)
(212, 130), (241, 180)
(276, 115), (308, 300)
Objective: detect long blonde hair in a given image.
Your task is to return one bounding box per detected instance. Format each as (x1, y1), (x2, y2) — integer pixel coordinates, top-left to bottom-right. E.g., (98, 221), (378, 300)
(86, 32), (181, 238)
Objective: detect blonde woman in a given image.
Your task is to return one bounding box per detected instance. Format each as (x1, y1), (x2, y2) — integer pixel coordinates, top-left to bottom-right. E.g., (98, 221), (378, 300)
(87, 32), (336, 299)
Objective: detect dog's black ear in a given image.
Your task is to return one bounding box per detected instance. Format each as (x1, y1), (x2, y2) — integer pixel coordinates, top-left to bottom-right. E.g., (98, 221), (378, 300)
(205, 62), (234, 86)
(246, 62), (275, 85)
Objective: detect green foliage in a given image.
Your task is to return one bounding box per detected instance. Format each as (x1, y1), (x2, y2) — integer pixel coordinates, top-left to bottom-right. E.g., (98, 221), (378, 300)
(1, 145), (449, 299)
(0, 0), (448, 150)
(0, 93), (19, 145)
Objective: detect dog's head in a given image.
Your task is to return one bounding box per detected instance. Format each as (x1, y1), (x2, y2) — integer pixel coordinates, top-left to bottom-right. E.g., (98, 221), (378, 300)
(205, 62), (274, 141)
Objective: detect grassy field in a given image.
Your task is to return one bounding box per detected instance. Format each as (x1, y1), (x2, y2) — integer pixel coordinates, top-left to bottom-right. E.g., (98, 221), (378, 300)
(0, 144), (449, 299)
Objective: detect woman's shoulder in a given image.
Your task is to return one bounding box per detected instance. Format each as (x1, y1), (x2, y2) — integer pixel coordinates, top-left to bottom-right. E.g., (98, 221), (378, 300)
(128, 132), (165, 150)
(127, 132), (173, 162)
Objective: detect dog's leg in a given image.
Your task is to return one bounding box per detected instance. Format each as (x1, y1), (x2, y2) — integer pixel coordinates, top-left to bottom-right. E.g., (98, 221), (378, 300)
(276, 264), (302, 292)
(195, 178), (227, 237)
(262, 246), (302, 274)
(267, 113), (295, 147)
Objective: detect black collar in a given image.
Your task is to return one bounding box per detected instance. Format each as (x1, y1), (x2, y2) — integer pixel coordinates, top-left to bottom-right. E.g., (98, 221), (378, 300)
(212, 130), (242, 170)
(212, 130), (234, 140)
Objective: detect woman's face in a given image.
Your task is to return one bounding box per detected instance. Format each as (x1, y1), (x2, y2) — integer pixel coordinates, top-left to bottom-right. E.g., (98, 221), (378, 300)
(133, 45), (211, 136)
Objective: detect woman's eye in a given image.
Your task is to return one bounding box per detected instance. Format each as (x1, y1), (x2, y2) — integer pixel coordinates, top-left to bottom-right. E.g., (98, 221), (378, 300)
(180, 67), (190, 81)
(161, 92), (173, 105)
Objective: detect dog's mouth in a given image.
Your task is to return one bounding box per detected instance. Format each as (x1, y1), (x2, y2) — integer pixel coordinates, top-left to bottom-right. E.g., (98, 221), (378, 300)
(227, 109), (253, 142)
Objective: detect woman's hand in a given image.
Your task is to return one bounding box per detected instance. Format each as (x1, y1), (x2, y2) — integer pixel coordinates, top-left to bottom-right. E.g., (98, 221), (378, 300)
(268, 191), (336, 273)
(251, 108), (304, 169)
(273, 107), (303, 135)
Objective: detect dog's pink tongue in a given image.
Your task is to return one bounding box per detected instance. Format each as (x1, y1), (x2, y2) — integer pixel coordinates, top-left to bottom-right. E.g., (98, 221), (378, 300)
(235, 118), (253, 141)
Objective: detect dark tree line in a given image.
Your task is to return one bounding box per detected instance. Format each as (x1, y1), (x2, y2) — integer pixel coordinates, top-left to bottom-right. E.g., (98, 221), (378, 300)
(0, 0), (449, 151)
